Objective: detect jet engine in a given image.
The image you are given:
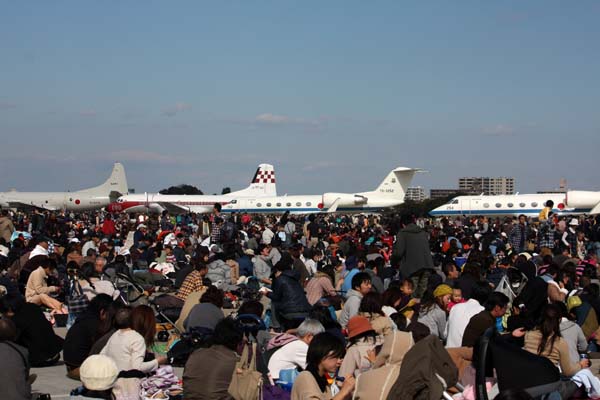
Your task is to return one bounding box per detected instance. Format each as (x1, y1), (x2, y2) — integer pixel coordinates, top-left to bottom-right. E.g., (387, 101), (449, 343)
(566, 191), (600, 214)
(322, 193), (368, 209)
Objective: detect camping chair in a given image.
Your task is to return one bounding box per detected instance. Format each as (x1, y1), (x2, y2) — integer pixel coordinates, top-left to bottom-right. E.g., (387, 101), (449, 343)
(474, 328), (562, 400)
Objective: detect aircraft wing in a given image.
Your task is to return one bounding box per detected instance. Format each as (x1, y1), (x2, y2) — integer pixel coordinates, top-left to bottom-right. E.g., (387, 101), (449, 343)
(7, 201), (59, 212)
(591, 202), (600, 215)
(155, 202), (192, 214)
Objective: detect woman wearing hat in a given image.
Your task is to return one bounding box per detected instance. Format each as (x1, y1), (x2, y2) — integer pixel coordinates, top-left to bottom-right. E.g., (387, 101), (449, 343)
(72, 355), (119, 399)
(338, 316), (378, 378)
(417, 284), (452, 340)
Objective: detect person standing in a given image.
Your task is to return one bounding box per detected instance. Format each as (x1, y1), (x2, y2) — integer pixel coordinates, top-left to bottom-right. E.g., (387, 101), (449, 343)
(392, 215), (434, 298)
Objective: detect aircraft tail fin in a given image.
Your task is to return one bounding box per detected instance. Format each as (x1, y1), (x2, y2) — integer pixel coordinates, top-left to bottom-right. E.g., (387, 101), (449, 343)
(77, 163), (129, 197)
(231, 163), (277, 196)
(361, 167), (423, 200)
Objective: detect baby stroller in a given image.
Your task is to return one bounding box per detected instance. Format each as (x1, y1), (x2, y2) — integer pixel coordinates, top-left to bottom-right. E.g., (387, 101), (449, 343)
(495, 267), (528, 305)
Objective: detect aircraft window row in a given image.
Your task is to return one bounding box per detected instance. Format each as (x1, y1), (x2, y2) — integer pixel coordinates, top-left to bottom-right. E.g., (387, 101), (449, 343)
(483, 201), (541, 209)
(255, 201), (312, 208)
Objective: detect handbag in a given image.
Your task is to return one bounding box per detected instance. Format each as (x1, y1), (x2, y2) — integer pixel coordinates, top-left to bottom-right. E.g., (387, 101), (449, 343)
(228, 342), (263, 400)
(67, 279), (90, 317)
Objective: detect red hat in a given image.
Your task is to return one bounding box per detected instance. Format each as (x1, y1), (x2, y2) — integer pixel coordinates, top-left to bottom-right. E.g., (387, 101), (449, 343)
(347, 316), (374, 339)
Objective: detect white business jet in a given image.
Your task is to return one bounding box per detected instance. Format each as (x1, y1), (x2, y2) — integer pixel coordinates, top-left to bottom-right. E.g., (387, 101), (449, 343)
(220, 166), (421, 214)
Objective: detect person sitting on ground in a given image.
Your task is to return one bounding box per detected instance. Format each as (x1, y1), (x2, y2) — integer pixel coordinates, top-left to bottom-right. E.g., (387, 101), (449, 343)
(417, 284), (452, 340)
(290, 332), (355, 400)
(0, 317), (32, 400)
(131, 305), (158, 353)
(72, 355), (119, 400)
(63, 294), (114, 379)
(24, 256), (65, 313)
(523, 303), (597, 398)
(339, 272), (372, 328)
(358, 292), (393, 338)
(268, 318), (325, 380)
(155, 246), (210, 311)
(305, 263), (338, 306)
(338, 316), (378, 378)
(100, 307), (167, 399)
(265, 256), (312, 331)
(0, 293), (64, 367)
(78, 261), (120, 301)
(184, 286), (225, 332)
(183, 317), (244, 400)
(462, 292), (510, 347)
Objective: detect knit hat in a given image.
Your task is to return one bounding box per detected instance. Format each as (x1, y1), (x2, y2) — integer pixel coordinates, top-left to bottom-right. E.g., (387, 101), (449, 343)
(433, 284), (453, 298)
(79, 355), (119, 391)
(347, 316), (374, 339)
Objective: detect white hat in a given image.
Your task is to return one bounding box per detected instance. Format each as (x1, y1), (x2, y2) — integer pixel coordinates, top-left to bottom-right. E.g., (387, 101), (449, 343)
(518, 252), (532, 261)
(244, 248), (255, 256)
(501, 232), (507, 238)
(79, 355), (119, 391)
(68, 238), (81, 243)
(569, 218), (579, 226)
(138, 224), (147, 230)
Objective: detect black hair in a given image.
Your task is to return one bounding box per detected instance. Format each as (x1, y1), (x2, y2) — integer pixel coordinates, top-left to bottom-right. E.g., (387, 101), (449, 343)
(442, 261), (458, 277)
(309, 305), (342, 330)
(389, 312), (408, 331)
(351, 272), (371, 290)
(114, 306), (132, 329)
(238, 300), (264, 318)
(213, 203), (222, 212)
(200, 286), (224, 308)
(537, 303), (562, 356)
(407, 321), (430, 342)
(0, 318), (17, 341)
(212, 317), (243, 351)
(359, 292), (384, 316)
(484, 292), (509, 312)
(306, 332), (346, 392)
(87, 294), (113, 317)
(0, 294), (25, 314)
(40, 257), (57, 270)
(470, 281), (492, 305)
(382, 286), (403, 309)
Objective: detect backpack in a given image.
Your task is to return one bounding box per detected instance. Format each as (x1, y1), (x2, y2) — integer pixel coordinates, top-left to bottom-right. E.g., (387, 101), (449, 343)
(270, 234), (283, 248)
(221, 221), (238, 243)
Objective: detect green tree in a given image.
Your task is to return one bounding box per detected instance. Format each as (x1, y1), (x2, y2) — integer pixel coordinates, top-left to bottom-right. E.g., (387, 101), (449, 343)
(159, 184), (203, 195)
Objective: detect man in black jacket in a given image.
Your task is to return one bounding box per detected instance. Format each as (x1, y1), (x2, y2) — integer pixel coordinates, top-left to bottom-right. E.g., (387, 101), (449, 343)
(63, 294), (113, 379)
(266, 255), (311, 331)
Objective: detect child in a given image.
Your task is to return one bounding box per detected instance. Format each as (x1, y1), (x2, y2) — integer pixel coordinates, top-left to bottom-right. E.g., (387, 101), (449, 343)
(447, 287), (465, 311)
(397, 279), (419, 321)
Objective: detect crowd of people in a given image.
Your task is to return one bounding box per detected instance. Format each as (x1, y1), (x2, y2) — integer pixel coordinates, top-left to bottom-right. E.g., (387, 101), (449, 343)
(1, 203), (600, 399)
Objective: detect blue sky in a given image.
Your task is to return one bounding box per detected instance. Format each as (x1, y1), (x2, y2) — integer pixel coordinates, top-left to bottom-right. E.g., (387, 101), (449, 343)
(1, 1), (599, 195)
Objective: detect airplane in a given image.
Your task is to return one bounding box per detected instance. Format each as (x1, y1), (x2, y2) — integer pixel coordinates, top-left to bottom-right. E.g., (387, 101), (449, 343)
(108, 163), (278, 214)
(565, 191), (600, 215)
(428, 192), (592, 218)
(0, 163), (128, 212)
(219, 166), (421, 214)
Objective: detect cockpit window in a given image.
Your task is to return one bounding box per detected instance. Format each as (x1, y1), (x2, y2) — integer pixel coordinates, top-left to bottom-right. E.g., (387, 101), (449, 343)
(230, 200), (237, 204)
(452, 199), (459, 204)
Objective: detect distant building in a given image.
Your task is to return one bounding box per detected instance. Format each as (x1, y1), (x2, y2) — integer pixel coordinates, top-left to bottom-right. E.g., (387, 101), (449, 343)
(458, 177), (515, 195)
(430, 189), (478, 200)
(405, 186), (426, 202)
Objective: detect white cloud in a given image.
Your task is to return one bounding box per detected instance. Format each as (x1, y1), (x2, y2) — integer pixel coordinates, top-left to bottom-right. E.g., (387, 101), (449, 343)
(483, 124), (515, 136)
(162, 102), (191, 117)
(255, 113), (290, 124)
